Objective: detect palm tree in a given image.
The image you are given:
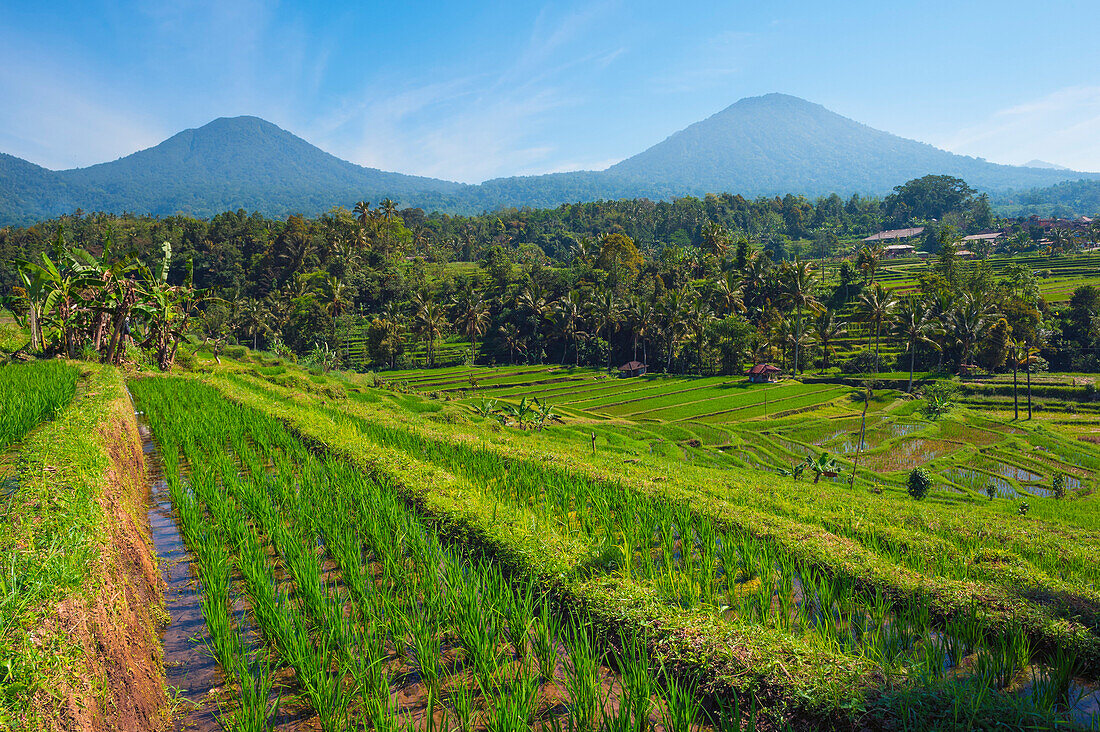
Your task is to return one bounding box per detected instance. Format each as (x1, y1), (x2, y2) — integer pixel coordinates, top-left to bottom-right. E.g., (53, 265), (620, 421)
(591, 288), (621, 373)
(701, 221), (732, 257)
(455, 291), (489, 364)
(780, 258), (821, 374)
(412, 293), (445, 367)
(948, 293), (996, 372)
(517, 283), (550, 363)
(687, 293), (716, 374)
(627, 296), (656, 364)
(857, 284), (898, 373)
(553, 291), (587, 366)
(892, 298), (937, 392)
(498, 323), (526, 365)
(813, 309), (847, 373)
(323, 275), (349, 334)
(857, 244), (884, 284)
(714, 272), (745, 317)
(658, 289), (688, 373)
(240, 298), (271, 350)
(353, 200), (372, 228)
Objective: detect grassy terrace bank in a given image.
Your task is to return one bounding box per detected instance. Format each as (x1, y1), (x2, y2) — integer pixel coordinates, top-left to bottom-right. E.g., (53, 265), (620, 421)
(0, 364), (166, 730)
(202, 364), (1098, 729)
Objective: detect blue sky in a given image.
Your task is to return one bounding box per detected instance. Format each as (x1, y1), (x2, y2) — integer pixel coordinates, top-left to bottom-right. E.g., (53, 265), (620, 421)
(2, 0), (1099, 181)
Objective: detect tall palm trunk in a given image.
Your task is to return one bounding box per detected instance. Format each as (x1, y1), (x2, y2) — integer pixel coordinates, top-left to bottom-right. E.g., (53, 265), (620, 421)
(908, 341), (916, 393)
(1012, 349), (1018, 420)
(793, 302), (802, 374)
(1026, 350), (1033, 419)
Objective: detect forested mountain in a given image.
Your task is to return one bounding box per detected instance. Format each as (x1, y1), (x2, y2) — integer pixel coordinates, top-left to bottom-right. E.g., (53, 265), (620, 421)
(993, 178), (1100, 218)
(606, 94), (1092, 197)
(1, 95), (1096, 225)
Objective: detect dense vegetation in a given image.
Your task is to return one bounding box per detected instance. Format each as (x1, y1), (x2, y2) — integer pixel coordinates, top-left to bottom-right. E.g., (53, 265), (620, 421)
(4, 175), (1099, 377)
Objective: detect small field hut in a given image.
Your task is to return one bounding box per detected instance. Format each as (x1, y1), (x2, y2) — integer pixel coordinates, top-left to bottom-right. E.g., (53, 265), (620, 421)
(618, 360), (647, 377)
(746, 363), (781, 383)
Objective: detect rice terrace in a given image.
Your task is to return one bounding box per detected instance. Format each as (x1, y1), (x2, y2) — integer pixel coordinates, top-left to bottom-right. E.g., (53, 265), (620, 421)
(4, 3), (1100, 731)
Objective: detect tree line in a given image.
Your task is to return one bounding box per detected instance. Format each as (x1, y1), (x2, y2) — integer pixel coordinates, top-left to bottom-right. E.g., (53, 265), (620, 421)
(2, 177), (1098, 378)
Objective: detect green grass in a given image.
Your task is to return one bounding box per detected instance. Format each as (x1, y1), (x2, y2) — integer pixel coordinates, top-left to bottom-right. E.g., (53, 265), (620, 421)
(0, 366), (134, 729)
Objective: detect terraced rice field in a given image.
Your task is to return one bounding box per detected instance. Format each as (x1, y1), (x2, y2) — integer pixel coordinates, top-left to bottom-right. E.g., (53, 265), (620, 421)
(203, 360), (1100, 729)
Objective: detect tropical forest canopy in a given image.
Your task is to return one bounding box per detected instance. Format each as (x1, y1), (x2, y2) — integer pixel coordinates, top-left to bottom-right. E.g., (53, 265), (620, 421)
(3, 175), (1099, 377)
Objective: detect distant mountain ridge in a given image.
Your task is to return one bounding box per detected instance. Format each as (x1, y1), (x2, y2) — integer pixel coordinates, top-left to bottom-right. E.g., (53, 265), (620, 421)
(1, 94), (1096, 225)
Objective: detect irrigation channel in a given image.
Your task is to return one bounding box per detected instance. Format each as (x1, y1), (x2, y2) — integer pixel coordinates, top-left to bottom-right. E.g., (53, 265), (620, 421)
(135, 378), (747, 732)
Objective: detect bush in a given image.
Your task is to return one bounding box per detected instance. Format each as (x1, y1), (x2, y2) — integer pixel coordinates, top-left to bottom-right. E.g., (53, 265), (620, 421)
(840, 350), (878, 375)
(921, 381), (958, 419)
(1051, 473), (1066, 500)
(223, 345), (247, 360)
(907, 467), (933, 500)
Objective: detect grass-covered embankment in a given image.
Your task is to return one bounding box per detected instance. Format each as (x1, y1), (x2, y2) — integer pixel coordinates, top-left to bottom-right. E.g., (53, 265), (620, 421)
(0, 364), (166, 731)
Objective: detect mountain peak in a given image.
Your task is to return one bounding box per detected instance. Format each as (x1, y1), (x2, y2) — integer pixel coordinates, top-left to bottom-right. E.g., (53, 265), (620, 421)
(1023, 159), (1070, 171)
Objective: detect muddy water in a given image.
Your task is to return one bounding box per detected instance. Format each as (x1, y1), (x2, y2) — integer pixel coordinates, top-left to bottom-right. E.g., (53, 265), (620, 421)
(140, 418), (225, 732)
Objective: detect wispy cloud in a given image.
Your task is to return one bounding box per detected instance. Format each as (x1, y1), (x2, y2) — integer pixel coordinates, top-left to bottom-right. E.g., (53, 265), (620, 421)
(938, 86), (1100, 171)
(319, 1), (628, 182)
(0, 40), (165, 169)
(649, 30), (753, 94)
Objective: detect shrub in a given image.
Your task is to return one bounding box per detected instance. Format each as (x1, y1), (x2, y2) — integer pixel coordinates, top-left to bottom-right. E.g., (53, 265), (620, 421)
(907, 467), (933, 500)
(224, 345), (247, 360)
(1051, 473), (1066, 500)
(921, 381), (958, 419)
(840, 350), (878, 375)
(984, 483), (997, 501)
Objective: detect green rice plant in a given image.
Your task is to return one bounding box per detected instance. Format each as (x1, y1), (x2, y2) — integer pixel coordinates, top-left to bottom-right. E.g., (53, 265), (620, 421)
(485, 669), (539, 732)
(448, 675), (476, 732)
(0, 360), (77, 450)
(229, 653), (281, 732)
(659, 672), (700, 732)
(1028, 646), (1083, 713)
(564, 624), (602, 730)
(532, 603), (560, 682)
(616, 634), (655, 732)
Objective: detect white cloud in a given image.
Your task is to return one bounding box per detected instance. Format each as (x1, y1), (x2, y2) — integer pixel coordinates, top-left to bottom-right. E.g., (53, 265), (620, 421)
(938, 86), (1100, 172)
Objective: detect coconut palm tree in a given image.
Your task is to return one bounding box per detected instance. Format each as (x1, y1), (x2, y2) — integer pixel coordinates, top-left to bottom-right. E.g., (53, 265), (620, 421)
(591, 288), (621, 373)
(813, 309), (847, 373)
(857, 244), (884, 284)
(714, 272), (745, 317)
(948, 293), (996, 372)
(517, 283), (550, 363)
(687, 293), (716, 374)
(658, 289), (688, 373)
(627, 296), (656, 364)
(353, 201), (372, 228)
(412, 293), (446, 367)
(892, 298), (938, 392)
(498, 323), (526, 365)
(454, 291), (489, 364)
(780, 258), (821, 374)
(857, 284), (898, 373)
(553, 290), (587, 366)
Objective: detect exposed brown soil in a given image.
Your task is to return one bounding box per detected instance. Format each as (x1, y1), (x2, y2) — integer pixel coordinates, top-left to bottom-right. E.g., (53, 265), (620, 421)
(30, 396), (168, 731)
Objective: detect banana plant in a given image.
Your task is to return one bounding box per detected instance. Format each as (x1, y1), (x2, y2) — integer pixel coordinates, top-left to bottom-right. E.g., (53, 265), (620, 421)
(804, 452), (842, 483)
(532, 397), (562, 431)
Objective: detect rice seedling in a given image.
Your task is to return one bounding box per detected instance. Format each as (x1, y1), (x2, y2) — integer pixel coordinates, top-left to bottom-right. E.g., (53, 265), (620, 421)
(0, 360), (77, 450)
(564, 624), (603, 730)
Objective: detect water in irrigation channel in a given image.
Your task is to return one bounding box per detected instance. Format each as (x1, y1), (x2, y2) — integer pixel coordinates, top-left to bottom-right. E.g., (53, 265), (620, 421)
(140, 416), (224, 732)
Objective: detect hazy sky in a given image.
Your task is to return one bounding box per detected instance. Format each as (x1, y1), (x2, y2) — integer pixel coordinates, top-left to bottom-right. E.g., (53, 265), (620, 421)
(2, 0), (1099, 181)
